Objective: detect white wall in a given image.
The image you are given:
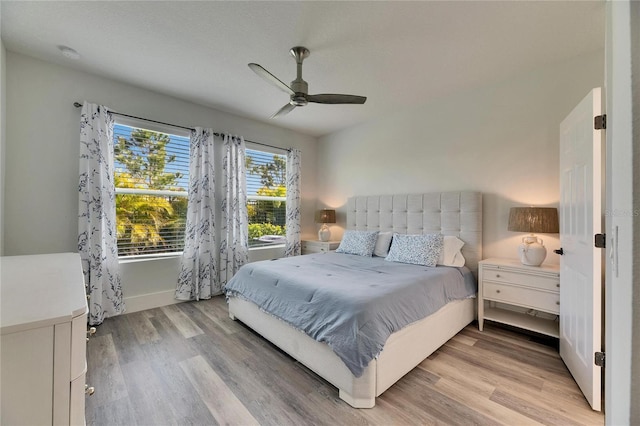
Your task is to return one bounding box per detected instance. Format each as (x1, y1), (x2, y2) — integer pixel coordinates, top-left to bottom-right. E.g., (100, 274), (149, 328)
(317, 51), (604, 266)
(4, 51), (317, 310)
(0, 38), (6, 256)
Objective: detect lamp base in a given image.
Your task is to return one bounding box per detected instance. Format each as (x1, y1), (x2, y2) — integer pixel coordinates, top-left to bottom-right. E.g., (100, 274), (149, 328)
(518, 235), (547, 266)
(318, 225), (331, 242)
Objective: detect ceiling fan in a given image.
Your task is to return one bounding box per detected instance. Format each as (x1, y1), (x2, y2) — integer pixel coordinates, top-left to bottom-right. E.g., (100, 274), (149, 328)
(249, 46), (367, 118)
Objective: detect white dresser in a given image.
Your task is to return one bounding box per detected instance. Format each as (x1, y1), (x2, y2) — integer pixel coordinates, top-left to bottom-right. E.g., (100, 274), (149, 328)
(478, 257), (560, 338)
(1, 253), (89, 425)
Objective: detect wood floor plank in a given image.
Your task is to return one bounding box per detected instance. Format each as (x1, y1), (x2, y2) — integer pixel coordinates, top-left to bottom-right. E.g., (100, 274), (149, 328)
(428, 350), (562, 408)
(451, 332), (477, 346)
(419, 357), (497, 399)
(446, 336), (577, 387)
(93, 313), (146, 365)
(85, 334), (128, 408)
(161, 304), (204, 339)
(462, 324), (559, 357)
(146, 355), (218, 424)
(490, 389), (585, 426)
(393, 374), (501, 426)
(426, 351), (603, 426)
(472, 338), (571, 377)
(85, 396), (137, 426)
(433, 376), (540, 426)
(188, 333), (312, 425)
(192, 297), (243, 334)
(179, 355), (259, 426)
(438, 341), (546, 391)
(120, 360), (184, 426)
(129, 311), (161, 344)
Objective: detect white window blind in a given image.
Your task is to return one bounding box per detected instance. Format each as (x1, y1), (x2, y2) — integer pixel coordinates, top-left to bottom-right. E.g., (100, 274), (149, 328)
(113, 122), (189, 257)
(246, 148), (287, 248)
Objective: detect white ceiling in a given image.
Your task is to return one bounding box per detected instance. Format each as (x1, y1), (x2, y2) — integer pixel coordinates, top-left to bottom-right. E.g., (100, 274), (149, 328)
(1, 1), (605, 137)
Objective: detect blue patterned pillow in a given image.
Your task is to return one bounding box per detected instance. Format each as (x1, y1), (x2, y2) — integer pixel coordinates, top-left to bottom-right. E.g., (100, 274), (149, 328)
(336, 230), (379, 257)
(385, 233), (444, 266)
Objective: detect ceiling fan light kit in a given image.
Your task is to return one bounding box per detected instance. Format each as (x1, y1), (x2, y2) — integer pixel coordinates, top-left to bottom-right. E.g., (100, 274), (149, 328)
(249, 46), (367, 118)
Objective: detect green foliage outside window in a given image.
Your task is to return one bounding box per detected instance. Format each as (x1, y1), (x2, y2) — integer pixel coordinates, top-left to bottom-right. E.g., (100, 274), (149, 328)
(246, 151), (287, 246)
(248, 223), (286, 241)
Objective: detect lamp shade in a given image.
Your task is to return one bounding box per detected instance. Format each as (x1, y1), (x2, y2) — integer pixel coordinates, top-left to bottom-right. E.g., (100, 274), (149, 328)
(315, 209), (336, 224)
(508, 207), (559, 233)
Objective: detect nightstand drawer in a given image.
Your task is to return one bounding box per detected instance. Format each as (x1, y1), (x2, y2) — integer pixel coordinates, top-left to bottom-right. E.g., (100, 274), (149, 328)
(483, 267), (559, 292)
(302, 242), (329, 253)
(483, 282), (560, 314)
(301, 240), (340, 255)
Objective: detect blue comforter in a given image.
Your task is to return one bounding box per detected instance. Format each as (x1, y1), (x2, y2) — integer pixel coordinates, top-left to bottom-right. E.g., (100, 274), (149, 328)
(224, 252), (476, 377)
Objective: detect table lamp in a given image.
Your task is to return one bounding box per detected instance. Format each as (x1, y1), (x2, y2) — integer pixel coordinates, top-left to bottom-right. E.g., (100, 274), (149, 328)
(508, 207), (559, 266)
(315, 209), (336, 242)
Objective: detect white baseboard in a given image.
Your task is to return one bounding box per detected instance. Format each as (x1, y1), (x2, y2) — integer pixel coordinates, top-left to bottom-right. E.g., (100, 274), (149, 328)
(123, 289), (184, 314)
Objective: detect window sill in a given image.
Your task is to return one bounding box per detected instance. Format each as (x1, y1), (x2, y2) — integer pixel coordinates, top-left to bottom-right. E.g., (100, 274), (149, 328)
(118, 245), (284, 264)
(119, 252), (182, 264)
(249, 244), (285, 251)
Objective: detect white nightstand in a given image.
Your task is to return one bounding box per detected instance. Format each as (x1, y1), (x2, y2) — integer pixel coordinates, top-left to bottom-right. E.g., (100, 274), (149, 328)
(478, 257), (560, 338)
(301, 240), (340, 254)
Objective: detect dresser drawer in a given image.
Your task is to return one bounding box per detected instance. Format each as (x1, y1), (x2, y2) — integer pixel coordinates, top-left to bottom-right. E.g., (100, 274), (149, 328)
(483, 282), (560, 314)
(70, 373), (87, 426)
(71, 313), (88, 380)
(483, 267), (559, 292)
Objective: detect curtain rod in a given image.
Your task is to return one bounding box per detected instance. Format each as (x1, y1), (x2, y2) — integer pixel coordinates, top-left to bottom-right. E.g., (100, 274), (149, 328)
(73, 102), (290, 152)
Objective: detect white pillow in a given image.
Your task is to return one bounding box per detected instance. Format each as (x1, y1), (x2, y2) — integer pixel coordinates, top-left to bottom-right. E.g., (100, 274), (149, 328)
(437, 235), (466, 267)
(385, 233), (443, 267)
(335, 230), (379, 257)
(373, 232), (393, 257)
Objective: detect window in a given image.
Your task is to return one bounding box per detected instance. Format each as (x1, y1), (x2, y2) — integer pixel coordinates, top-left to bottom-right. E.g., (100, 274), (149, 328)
(113, 121), (190, 257)
(246, 148), (287, 248)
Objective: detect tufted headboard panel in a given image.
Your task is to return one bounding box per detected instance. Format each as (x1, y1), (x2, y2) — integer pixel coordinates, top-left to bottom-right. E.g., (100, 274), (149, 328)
(346, 192), (483, 277)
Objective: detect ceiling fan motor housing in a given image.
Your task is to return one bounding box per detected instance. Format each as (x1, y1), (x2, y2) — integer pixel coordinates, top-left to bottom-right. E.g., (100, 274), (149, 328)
(290, 80), (309, 106)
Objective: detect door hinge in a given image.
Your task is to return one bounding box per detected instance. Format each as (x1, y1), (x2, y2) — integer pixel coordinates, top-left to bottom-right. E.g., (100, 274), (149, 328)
(595, 233), (606, 248)
(595, 351), (605, 368)
(594, 114), (607, 130)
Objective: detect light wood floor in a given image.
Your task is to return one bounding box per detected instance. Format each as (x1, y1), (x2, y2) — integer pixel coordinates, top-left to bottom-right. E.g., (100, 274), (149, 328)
(85, 296), (604, 426)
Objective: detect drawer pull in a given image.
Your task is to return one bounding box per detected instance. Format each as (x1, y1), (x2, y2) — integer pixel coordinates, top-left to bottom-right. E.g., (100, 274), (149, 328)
(557, 283), (560, 287)
(496, 289), (501, 294)
(495, 274), (501, 278)
(556, 301), (560, 305)
(85, 384), (95, 396)
(87, 327), (97, 342)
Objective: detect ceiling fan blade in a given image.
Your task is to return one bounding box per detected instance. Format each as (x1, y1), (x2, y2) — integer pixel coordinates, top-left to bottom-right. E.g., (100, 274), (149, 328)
(248, 63), (294, 96)
(307, 94), (367, 104)
(270, 103), (296, 119)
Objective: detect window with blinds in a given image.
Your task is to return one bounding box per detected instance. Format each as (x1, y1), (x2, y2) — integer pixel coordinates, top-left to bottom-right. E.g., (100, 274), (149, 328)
(113, 122), (189, 257)
(246, 148), (287, 248)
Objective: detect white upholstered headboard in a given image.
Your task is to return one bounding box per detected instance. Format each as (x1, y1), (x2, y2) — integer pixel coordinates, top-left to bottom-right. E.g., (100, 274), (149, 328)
(346, 192), (483, 276)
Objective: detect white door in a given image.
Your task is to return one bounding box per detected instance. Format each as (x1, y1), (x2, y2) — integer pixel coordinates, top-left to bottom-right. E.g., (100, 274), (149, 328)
(558, 88), (604, 411)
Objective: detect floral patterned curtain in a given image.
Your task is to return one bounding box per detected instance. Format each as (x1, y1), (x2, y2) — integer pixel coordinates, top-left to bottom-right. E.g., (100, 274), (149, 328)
(284, 148), (302, 257)
(78, 102), (125, 325)
(175, 128), (218, 301)
(219, 134), (249, 287)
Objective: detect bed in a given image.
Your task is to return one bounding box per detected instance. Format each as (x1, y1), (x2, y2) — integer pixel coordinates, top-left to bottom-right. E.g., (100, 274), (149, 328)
(225, 192), (482, 408)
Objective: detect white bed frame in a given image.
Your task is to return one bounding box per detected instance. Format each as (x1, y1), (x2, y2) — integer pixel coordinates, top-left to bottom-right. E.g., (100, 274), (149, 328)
(228, 192), (482, 408)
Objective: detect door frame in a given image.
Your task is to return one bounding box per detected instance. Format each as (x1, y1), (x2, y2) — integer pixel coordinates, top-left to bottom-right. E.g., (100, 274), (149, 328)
(604, 0), (637, 423)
